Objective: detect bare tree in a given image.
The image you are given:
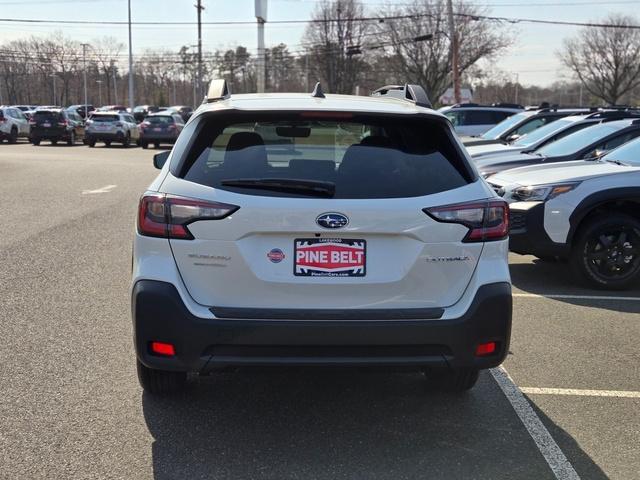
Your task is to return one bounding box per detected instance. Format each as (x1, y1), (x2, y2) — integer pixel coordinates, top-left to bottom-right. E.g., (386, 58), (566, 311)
(560, 14), (640, 105)
(376, 0), (510, 102)
(303, 0), (371, 94)
(92, 37), (125, 104)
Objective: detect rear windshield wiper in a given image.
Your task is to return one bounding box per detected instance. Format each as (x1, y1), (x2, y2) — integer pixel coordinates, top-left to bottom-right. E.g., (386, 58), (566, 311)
(220, 178), (336, 197)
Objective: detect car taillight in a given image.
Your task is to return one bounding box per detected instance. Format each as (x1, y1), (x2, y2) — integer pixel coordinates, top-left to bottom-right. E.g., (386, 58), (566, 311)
(140, 121), (150, 130)
(0, 118), (5, 123)
(28, 119), (36, 125)
(137, 193), (239, 240)
(424, 199), (509, 242)
(58, 120), (67, 126)
(168, 124), (177, 131)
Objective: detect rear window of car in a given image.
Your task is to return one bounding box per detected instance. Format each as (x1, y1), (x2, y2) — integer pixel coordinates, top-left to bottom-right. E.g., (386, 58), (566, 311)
(92, 115), (119, 122)
(177, 114), (472, 199)
(34, 111), (60, 120)
(146, 116), (174, 124)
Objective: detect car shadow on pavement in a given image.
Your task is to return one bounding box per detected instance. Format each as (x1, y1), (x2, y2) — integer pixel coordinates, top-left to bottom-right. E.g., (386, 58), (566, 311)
(510, 259), (640, 314)
(142, 369), (608, 480)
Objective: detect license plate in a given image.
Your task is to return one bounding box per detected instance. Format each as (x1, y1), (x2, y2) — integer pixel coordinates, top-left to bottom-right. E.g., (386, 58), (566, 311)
(294, 238), (366, 277)
(43, 123), (51, 127)
(153, 127), (161, 132)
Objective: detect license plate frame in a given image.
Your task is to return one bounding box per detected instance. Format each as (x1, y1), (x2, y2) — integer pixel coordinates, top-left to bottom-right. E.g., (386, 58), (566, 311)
(294, 238), (366, 277)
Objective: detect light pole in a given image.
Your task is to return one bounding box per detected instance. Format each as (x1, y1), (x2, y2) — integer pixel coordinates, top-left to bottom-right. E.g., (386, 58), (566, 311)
(81, 43), (89, 115)
(195, 0), (204, 101)
(50, 73), (58, 105)
(255, 0), (268, 93)
(110, 59), (118, 105)
(127, 0), (135, 110)
(96, 80), (103, 106)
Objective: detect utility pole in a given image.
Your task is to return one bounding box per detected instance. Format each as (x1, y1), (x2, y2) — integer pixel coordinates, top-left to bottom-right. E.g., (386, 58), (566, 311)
(255, 0), (268, 93)
(514, 73), (519, 105)
(195, 0), (204, 101)
(81, 43), (89, 115)
(96, 80), (103, 106)
(50, 73), (57, 105)
(446, 0), (461, 104)
(127, 0), (135, 110)
(111, 60), (118, 105)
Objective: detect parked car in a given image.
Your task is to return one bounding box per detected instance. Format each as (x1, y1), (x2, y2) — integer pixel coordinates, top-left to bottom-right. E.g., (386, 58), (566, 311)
(29, 108), (85, 146)
(474, 118), (640, 178)
(167, 105), (194, 122)
(137, 112), (184, 148)
(461, 108), (593, 147)
(84, 111), (139, 147)
(67, 104), (95, 119)
(487, 136), (640, 289)
(133, 105), (161, 123)
(467, 110), (640, 160)
(132, 80), (512, 394)
(439, 104), (523, 136)
(98, 105), (128, 113)
(0, 106), (30, 143)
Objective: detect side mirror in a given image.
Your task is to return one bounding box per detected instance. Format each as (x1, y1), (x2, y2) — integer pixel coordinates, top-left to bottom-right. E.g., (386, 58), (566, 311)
(153, 151), (170, 170)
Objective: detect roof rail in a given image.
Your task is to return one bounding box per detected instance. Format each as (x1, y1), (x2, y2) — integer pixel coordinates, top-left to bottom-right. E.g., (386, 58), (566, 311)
(204, 79), (230, 103)
(586, 110), (640, 120)
(371, 84), (432, 108)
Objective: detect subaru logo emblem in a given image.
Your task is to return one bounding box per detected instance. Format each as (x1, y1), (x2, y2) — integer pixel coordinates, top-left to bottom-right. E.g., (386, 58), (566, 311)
(316, 212), (349, 229)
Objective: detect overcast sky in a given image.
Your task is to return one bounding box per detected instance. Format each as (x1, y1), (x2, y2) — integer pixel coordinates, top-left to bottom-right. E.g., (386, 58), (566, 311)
(0, 0), (636, 87)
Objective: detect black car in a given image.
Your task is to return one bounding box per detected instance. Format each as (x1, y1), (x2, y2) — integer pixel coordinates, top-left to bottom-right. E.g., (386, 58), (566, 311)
(138, 113), (184, 149)
(167, 105), (193, 122)
(462, 108), (593, 147)
(474, 118), (640, 177)
(67, 104), (95, 119)
(133, 105), (161, 123)
(29, 109), (85, 146)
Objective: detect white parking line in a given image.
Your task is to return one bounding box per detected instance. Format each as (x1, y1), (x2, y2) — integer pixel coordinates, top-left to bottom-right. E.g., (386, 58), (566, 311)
(520, 387), (640, 398)
(513, 293), (640, 301)
(491, 367), (581, 480)
(82, 184), (117, 195)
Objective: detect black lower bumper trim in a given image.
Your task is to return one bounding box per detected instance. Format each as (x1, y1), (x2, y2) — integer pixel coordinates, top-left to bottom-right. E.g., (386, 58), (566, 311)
(509, 202), (570, 258)
(132, 280), (512, 372)
(210, 306), (444, 320)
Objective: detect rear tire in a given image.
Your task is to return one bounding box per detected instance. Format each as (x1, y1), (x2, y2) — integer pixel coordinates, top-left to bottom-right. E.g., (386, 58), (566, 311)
(570, 213), (640, 290)
(88, 139), (96, 147)
(122, 132), (131, 148)
(32, 139), (40, 146)
(51, 139), (57, 145)
(426, 368), (479, 393)
(154, 142), (159, 149)
(136, 360), (186, 395)
(141, 141), (148, 149)
(105, 140), (111, 147)
(8, 127), (18, 144)
(67, 131), (75, 146)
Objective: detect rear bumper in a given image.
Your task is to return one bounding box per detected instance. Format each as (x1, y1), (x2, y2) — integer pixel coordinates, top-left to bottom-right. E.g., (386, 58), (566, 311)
(86, 131), (124, 142)
(132, 280), (512, 373)
(509, 202), (570, 258)
(139, 133), (177, 143)
(29, 128), (71, 140)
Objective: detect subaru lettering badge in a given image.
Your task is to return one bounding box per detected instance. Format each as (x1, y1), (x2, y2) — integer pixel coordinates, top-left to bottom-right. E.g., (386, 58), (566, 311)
(316, 212), (349, 229)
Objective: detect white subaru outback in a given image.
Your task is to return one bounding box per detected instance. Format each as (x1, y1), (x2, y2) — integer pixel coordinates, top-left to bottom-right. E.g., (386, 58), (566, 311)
(132, 81), (512, 394)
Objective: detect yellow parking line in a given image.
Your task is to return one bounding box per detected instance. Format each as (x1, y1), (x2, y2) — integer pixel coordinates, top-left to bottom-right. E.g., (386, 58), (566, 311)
(520, 387), (640, 398)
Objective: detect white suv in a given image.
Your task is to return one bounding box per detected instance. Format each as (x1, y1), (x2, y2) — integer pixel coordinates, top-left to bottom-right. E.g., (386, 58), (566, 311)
(0, 106), (30, 143)
(85, 111), (139, 147)
(132, 81), (512, 394)
(488, 136), (640, 289)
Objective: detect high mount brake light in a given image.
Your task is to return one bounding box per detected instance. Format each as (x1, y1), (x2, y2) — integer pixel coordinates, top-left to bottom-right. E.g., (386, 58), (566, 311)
(424, 200), (509, 242)
(137, 193), (239, 240)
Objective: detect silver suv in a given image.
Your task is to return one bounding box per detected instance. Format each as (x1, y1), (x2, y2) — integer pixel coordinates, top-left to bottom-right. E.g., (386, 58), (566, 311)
(0, 106), (30, 143)
(85, 111), (139, 148)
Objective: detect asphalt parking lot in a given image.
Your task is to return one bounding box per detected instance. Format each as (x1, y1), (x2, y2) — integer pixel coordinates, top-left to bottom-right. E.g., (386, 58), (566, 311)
(1, 141), (639, 480)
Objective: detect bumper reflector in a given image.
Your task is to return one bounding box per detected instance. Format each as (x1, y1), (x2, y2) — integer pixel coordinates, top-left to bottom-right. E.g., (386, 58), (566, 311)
(475, 341), (497, 357)
(150, 341), (176, 357)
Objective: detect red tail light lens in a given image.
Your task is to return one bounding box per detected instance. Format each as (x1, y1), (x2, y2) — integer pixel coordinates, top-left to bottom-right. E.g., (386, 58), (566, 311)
(150, 341), (175, 357)
(475, 341), (497, 357)
(137, 193), (239, 240)
(424, 200), (509, 242)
